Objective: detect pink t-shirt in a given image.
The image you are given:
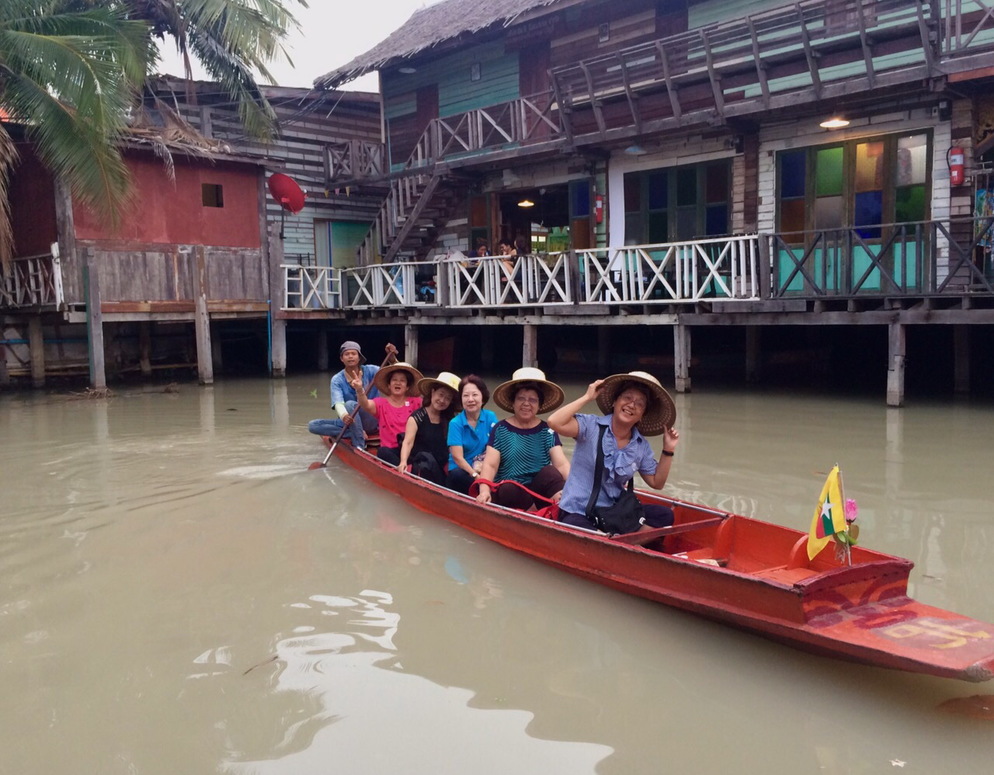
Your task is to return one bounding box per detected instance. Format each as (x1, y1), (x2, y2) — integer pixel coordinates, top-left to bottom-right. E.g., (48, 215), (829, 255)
(373, 396), (423, 448)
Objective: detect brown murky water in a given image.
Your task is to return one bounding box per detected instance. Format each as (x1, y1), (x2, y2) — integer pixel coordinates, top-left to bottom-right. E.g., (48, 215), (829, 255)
(2, 376), (994, 774)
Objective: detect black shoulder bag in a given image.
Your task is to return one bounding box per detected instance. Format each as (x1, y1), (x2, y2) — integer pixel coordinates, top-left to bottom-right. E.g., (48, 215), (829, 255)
(585, 425), (645, 534)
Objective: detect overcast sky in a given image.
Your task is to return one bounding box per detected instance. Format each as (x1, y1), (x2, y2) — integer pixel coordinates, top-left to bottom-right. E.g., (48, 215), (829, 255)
(157, 0), (437, 91)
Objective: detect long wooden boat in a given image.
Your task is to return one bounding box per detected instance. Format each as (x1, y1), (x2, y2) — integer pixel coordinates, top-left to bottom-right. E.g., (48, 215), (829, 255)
(332, 443), (994, 682)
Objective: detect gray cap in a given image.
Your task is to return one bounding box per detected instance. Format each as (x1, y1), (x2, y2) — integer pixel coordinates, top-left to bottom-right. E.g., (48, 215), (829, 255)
(339, 340), (365, 363)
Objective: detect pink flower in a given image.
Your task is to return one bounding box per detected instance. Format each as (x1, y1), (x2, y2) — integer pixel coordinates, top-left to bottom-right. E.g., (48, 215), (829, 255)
(845, 498), (858, 524)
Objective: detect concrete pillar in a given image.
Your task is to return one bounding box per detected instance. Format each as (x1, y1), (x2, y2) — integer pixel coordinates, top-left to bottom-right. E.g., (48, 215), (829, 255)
(138, 322), (152, 377)
(745, 325), (761, 383)
(83, 257), (105, 390)
(597, 327), (609, 373)
(28, 315), (46, 388)
(886, 321), (905, 407)
(954, 325), (970, 395)
(193, 246), (213, 385)
(522, 324), (538, 368)
(673, 323), (692, 393)
(405, 323), (419, 367)
(271, 317), (287, 377)
(316, 329), (329, 371)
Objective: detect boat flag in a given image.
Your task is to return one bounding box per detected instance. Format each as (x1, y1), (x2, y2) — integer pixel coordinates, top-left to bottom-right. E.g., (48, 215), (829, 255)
(807, 465), (847, 560)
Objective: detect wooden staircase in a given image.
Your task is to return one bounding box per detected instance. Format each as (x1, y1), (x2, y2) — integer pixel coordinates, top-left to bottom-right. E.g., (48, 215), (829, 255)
(357, 171), (453, 265)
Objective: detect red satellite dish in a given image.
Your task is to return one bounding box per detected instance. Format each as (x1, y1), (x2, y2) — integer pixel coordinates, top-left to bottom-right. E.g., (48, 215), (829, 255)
(268, 173), (306, 214)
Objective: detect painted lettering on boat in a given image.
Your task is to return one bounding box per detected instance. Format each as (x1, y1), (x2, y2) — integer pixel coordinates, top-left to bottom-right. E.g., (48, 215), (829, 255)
(880, 618), (993, 650)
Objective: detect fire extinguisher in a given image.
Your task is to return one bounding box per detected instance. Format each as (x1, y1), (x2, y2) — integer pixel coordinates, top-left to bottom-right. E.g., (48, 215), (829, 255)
(594, 194), (604, 224)
(947, 146), (965, 186)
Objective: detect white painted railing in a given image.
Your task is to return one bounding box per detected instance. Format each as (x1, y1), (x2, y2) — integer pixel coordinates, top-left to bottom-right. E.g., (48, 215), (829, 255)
(577, 236), (760, 304)
(280, 235), (761, 311)
(0, 245), (64, 309)
(281, 264), (341, 310)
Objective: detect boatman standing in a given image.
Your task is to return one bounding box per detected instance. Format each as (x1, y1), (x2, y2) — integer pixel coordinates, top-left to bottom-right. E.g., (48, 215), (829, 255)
(307, 340), (398, 448)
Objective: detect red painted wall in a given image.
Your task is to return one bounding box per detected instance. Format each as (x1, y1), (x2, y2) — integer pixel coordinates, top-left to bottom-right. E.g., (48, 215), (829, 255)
(9, 144), (58, 257)
(73, 154), (262, 248)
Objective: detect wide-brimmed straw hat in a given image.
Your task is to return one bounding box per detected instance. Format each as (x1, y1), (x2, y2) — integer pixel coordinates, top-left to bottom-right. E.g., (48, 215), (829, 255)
(417, 371), (462, 402)
(595, 371), (676, 436)
(492, 367), (565, 414)
(373, 362), (424, 397)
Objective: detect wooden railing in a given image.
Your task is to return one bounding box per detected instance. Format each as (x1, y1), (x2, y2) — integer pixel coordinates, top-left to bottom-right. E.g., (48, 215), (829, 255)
(942, 0), (994, 56)
(0, 246), (64, 309)
(551, 0), (938, 127)
(325, 139), (385, 181)
(282, 264), (341, 309)
(769, 218), (994, 298)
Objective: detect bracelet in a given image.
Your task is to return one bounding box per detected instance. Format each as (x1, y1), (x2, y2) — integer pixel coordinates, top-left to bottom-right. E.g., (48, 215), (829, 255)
(661, 449), (675, 457)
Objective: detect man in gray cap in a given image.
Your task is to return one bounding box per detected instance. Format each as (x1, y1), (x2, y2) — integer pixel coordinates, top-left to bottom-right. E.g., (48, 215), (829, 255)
(308, 340), (398, 447)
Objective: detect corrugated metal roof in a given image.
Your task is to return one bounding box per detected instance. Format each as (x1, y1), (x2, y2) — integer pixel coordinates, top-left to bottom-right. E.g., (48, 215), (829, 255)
(315, 0), (568, 89)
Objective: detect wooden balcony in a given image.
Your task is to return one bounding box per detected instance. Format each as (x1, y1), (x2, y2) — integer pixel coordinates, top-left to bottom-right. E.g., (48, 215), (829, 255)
(0, 247), (64, 310)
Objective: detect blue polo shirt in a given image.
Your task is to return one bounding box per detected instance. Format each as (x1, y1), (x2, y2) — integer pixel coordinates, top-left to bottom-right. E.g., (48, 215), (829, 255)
(446, 409), (498, 471)
(330, 364), (381, 407)
(558, 414), (659, 516)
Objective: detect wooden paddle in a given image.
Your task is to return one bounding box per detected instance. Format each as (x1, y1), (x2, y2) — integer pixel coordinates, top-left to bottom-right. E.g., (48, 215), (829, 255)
(308, 350), (395, 470)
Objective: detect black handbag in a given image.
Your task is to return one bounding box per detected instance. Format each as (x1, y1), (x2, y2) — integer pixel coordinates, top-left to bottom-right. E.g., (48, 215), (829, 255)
(585, 425), (645, 534)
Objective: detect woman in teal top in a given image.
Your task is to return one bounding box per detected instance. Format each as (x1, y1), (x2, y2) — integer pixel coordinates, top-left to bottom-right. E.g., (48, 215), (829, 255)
(445, 375), (498, 494)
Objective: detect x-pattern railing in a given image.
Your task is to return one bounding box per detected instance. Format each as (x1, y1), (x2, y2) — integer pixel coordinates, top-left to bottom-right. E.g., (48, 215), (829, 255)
(326, 139), (385, 181)
(0, 249), (63, 309)
(942, 0), (994, 54)
(282, 265), (340, 309)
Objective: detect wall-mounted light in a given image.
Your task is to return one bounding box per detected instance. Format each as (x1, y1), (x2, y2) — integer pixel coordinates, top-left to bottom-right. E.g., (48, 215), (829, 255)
(517, 198), (535, 208)
(624, 144), (647, 156)
(398, 66), (417, 74)
(819, 116), (850, 130)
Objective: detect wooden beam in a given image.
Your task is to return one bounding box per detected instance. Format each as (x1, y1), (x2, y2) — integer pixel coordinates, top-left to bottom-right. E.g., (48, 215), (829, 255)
(674, 323), (691, 393)
(404, 323), (419, 368)
(522, 323), (538, 368)
(139, 322), (152, 377)
(271, 317), (287, 377)
(655, 40), (682, 119)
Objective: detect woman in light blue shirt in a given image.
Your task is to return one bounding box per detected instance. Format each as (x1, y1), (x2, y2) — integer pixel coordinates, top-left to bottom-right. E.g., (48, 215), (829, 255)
(445, 375), (498, 494)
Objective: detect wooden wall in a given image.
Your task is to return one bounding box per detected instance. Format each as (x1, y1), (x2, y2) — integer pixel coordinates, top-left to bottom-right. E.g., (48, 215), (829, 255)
(8, 144), (58, 257)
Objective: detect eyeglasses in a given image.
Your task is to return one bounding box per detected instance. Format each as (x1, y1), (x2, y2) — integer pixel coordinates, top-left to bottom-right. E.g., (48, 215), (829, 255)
(515, 396), (539, 405)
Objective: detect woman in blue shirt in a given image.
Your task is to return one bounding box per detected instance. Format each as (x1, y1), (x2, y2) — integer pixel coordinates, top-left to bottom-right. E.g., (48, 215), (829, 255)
(445, 375), (498, 494)
(548, 371), (680, 533)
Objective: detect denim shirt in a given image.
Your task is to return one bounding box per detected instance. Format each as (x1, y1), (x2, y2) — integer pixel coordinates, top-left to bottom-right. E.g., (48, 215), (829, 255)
(558, 414), (659, 516)
(330, 364), (381, 407)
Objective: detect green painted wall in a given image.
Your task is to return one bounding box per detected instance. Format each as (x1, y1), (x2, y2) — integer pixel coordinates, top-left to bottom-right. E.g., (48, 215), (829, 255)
(383, 40), (519, 119)
(689, 0), (788, 28)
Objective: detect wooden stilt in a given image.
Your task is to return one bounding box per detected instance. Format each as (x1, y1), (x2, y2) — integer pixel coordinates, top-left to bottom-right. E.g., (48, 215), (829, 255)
(139, 322), (152, 377)
(745, 325), (761, 383)
(211, 324), (224, 371)
(83, 257), (105, 389)
(0, 340), (9, 385)
(886, 321), (905, 407)
(481, 328), (495, 371)
(953, 325), (970, 395)
(522, 323), (538, 368)
(28, 315), (46, 388)
(193, 246), (214, 385)
(405, 323), (419, 367)
(597, 327), (609, 373)
(316, 329), (329, 371)
(674, 323), (692, 393)
(271, 317), (287, 377)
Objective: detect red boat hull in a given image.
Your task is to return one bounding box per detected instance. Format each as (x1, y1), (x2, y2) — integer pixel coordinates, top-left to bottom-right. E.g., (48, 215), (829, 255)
(333, 443), (994, 682)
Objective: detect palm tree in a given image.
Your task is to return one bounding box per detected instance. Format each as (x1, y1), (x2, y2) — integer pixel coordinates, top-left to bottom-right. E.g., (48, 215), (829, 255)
(0, 1), (151, 265)
(128, 0), (307, 140)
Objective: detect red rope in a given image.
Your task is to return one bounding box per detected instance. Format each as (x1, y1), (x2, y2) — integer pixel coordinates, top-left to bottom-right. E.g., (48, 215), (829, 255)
(470, 478), (560, 520)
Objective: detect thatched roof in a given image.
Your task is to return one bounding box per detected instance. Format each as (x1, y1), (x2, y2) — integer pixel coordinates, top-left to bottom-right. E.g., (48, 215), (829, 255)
(315, 0), (568, 89)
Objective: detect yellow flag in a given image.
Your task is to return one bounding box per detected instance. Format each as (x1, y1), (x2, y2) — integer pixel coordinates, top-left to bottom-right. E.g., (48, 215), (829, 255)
(806, 465), (847, 560)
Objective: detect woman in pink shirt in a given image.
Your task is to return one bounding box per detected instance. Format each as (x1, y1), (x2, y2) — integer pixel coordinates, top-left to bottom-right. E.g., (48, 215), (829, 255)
(353, 362), (423, 464)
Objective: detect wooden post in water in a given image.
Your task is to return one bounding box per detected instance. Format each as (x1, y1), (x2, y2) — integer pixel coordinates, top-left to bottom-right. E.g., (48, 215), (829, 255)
(954, 326), (970, 395)
(522, 324), (538, 368)
(138, 322), (152, 377)
(267, 223), (287, 378)
(674, 323), (692, 393)
(405, 323), (419, 367)
(83, 253), (105, 390)
(193, 246), (214, 385)
(316, 329), (329, 371)
(745, 326), (761, 383)
(596, 328), (609, 373)
(271, 317), (287, 377)
(886, 321), (905, 407)
(28, 315), (46, 388)
(0, 341), (9, 385)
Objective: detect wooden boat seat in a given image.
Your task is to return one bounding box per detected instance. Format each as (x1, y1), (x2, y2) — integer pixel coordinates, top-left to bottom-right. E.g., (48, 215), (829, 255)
(611, 516), (726, 546)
